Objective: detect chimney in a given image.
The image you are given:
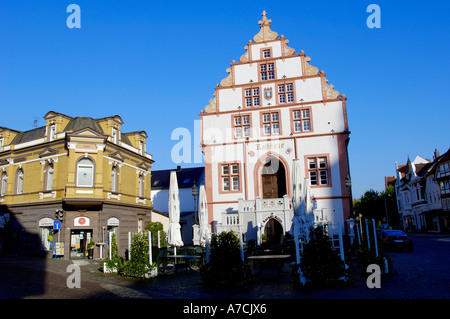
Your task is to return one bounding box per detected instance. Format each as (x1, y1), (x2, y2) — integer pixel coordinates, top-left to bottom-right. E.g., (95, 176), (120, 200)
(433, 149), (440, 161)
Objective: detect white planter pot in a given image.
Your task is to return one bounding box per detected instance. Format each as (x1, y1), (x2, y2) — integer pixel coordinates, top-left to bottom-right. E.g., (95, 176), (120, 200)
(144, 267), (158, 278)
(103, 263), (118, 273)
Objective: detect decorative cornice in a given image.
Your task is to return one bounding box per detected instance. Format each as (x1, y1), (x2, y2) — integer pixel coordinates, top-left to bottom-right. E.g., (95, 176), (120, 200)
(204, 93), (217, 113)
(320, 71), (340, 100)
(280, 35), (295, 58)
(220, 68), (233, 87)
(301, 52), (319, 77)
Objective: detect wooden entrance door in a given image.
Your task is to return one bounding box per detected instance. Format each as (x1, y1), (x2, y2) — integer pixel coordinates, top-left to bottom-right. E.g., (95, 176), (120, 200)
(262, 174), (278, 199)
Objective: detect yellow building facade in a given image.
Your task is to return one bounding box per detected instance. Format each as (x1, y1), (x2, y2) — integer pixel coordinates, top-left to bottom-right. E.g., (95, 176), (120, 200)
(0, 111), (164, 259)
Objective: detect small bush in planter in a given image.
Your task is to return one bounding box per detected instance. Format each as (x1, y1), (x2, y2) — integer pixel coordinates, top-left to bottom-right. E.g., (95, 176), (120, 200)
(200, 231), (253, 287)
(87, 239), (95, 259)
(120, 232), (157, 278)
(102, 233), (123, 273)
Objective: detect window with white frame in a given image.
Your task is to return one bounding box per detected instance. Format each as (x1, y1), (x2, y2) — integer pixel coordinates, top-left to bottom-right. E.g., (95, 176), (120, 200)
(307, 156), (330, 186)
(111, 165), (119, 192)
(220, 163), (240, 192)
(1, 172), (7, 196)
(139, 140), (145, 155)
(16, 168), (24, 194)
(44, 162), (54, 191)
(112, 127), (118, 144)
(292, 107), (312, 133)
(77, 158), (94, 187)
(278, 83), (294, 104)
(244, 87), (260, 107)
(233, 114), (251, 138)
(261, 111), (280, 136)
(260, 63), (275, 81)
(49, 124), (56, 141)
(138, 173), (145, 197)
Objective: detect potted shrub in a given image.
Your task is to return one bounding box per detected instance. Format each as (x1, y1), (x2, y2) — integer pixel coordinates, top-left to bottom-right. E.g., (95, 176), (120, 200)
(102, 233), (123, 273)
(87, 239), (95, 259)
(121, 232), (157, 278)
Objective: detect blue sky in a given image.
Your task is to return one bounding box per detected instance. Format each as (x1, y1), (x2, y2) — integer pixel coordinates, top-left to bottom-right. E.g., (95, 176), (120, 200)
(1, 0), (449, 199)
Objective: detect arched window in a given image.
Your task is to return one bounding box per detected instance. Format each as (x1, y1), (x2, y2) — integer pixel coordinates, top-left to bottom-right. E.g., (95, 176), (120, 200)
(0, 172), (7, 196)
(138, 173), (145, 198)
(16, 168), (24, 194)
(44, 162), (54, 191)
(111, 165), (119, 192)
(77, 158), (94, 187)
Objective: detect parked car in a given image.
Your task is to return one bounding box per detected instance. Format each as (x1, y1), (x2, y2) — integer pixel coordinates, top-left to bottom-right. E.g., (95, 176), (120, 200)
(379, 230), (413, 252)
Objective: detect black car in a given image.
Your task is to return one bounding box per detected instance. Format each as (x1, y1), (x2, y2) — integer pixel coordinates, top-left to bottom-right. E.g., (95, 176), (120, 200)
(379, 230), (413, 252)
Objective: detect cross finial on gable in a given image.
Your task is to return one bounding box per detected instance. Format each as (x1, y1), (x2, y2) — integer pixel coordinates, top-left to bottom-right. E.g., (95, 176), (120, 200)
(259, 10), (271, 28)
(254, 10), (278, 42)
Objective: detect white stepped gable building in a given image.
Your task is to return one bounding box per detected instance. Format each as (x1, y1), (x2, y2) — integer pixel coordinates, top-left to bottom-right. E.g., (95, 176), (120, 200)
(200, 11), (352, 244)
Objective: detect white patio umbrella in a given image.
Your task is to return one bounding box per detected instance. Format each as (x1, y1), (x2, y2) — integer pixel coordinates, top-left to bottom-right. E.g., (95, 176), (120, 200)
(291, 159), (306, 236)
(198, 185), (211, 247)
(167, 171), (183, 254)
(290, 159), (307, 285)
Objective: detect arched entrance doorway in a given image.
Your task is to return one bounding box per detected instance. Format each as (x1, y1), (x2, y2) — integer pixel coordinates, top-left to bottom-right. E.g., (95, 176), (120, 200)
(261, 157), (286, 199)
(264, 218), (283, 245)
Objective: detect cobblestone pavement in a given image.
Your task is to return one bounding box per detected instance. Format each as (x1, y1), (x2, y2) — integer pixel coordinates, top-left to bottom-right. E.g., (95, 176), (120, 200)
(1, 233), (449, 300)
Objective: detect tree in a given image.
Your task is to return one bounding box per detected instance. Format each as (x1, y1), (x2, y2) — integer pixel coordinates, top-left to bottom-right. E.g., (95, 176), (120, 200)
(380, 185), (400, 228)
(353, 187), (399, 228)
(354, 189), (384, 220)
(145, 221), (167, 247)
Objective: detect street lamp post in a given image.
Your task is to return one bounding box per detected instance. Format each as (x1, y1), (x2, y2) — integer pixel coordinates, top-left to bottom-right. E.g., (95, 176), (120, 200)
(192, 181), (198, 224)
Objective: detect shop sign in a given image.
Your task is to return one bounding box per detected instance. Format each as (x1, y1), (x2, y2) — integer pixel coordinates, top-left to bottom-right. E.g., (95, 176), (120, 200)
(107, 217), (120, 226)
(74, 216), (90, 227)
(39, 218), (54, 227)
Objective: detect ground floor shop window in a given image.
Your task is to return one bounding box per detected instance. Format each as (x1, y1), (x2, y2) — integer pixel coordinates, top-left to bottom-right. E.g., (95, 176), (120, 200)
(39, 217), (55, 251)
(40, 227), (53, 251)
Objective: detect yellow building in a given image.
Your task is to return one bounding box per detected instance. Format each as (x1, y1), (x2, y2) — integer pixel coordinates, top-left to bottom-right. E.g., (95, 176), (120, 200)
(0, 111), (165, 259)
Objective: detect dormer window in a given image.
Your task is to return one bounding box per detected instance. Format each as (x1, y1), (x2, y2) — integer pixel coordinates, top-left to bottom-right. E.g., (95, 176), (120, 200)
(49, 124), (56, 141)
(112, 127), (118, 144)
(139, 140), (145, 155)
